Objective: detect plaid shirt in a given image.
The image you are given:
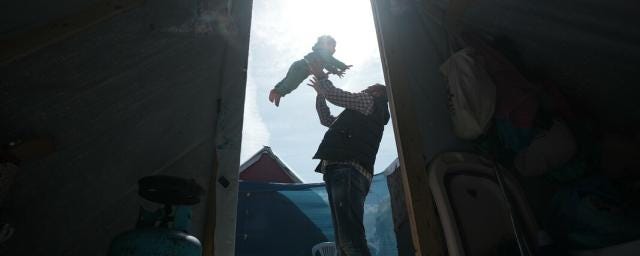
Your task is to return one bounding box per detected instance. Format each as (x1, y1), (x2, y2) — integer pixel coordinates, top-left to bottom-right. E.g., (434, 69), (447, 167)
(314, 78), (375, 181)
(314, 78), (374, 126)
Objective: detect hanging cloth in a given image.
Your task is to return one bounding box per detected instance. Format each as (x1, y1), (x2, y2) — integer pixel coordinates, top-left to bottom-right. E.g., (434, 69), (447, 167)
(440, 31), (496, 140)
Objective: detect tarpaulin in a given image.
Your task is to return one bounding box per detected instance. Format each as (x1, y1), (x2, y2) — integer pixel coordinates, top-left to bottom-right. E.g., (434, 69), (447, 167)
(236, 174), (398, 256)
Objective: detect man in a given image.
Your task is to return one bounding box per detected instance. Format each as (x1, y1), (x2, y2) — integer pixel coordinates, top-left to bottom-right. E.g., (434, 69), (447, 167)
(307, 60), (390, 256)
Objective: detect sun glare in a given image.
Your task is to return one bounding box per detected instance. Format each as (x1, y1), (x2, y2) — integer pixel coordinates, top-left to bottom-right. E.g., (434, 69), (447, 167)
(272, 0), (379, 72)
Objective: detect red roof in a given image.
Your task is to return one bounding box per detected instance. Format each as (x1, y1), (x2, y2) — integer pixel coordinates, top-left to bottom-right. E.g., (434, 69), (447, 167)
(239, 146), (302, 183)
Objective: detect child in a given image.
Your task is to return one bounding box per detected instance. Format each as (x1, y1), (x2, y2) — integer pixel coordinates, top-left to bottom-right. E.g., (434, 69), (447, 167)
(269, 35), (351, 106)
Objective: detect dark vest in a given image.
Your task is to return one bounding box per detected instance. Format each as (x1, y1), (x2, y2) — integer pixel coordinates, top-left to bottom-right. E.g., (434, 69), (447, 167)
(313, 97), (390, 172)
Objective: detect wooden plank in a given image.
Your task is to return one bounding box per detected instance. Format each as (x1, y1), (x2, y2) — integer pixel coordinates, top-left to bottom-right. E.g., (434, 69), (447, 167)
(0, 0), (144, 66)
(201, 0), (253, 255)
(203, 147), (218, 256)
(370, 0), (445, 255)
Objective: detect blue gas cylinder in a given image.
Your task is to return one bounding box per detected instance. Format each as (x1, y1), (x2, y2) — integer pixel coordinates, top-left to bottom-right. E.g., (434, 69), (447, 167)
(108, 227), (201, 256)
(108, 175), (204, 256)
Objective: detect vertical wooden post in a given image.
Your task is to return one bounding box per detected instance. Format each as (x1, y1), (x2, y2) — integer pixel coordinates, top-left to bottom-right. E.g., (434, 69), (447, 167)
(202, 0), (253, 255)
(203, 148), (218, 256)
(370, 0), (445, 255)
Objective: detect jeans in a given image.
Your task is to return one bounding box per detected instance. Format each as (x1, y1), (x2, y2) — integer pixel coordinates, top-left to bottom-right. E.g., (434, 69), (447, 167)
(323, 164), (372, 256)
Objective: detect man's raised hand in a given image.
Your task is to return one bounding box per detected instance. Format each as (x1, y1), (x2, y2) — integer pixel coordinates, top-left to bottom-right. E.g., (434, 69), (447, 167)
(307, 76), (321, 94)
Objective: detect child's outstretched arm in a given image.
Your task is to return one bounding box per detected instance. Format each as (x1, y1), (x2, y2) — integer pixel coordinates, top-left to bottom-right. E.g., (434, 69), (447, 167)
(323, 56), (351, 78)
(324, 55), (349, 70)
(307, 61), (373, 115)
(331, 67), (352, 78)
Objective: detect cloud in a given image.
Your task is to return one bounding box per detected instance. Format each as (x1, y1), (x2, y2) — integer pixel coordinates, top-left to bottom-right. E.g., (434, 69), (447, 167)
(240, 77), (271, 163)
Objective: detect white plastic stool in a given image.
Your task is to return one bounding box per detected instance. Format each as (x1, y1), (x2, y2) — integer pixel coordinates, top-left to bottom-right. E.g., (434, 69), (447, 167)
(312, 242), (337, 256)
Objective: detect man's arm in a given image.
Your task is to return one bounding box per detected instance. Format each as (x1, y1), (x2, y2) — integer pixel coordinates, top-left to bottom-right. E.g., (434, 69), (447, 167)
(314, 78), (374, 115)
(316, 95), (336, 127)
(307, 60), (374, 115)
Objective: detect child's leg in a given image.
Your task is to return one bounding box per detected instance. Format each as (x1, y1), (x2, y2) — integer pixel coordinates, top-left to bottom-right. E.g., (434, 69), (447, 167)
(273, 60), (310, 96)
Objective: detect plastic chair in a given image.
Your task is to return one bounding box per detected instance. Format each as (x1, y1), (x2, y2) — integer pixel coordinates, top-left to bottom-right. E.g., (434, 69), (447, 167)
(312, 241), (379, 256)
(312, 242), (337, 256)
(428, 152), (539, 256)
(367, 243), (378, 255)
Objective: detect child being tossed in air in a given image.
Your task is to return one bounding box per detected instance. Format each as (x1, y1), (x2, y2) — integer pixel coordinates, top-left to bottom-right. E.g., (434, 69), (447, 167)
(269, 35), (351, 106)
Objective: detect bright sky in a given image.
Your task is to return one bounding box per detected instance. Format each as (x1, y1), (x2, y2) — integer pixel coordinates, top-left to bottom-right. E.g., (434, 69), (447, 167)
(241, 0), (398, 183)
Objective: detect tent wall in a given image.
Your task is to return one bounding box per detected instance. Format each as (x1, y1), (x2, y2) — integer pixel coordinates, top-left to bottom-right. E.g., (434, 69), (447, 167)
(379, 0), (639, 254)
(1, 0), (105, 38)
(454, 0), (640, 128)
(375, 0), (468, 159)
(372, 0), (468, 254)
(0, 0), (252, 255)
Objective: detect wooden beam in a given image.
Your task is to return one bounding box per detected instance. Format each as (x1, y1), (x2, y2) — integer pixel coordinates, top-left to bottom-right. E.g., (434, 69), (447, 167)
(203, 148), (218, 256)
(370, 0), (445, 255)
(0, 0), (144, 66)
(202, 0), (253, 255)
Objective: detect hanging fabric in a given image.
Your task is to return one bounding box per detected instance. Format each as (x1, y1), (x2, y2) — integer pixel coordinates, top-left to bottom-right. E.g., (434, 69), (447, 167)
(440, 32), (496, 140)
